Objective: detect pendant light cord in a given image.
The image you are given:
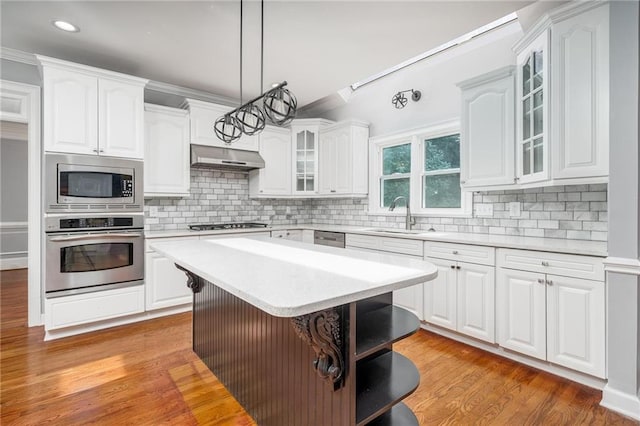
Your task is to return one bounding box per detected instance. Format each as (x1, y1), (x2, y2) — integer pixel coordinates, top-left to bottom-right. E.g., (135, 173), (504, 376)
(239, 0), (243, 105)
(260, 0), (264, 95)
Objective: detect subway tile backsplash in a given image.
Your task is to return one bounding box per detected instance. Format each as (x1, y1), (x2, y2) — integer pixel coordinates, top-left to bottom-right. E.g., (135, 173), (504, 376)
(145, 171), (607, 242)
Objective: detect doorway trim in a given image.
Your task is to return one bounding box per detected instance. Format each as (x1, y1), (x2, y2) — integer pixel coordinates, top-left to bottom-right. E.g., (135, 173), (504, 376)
(1, 80), (42, 326)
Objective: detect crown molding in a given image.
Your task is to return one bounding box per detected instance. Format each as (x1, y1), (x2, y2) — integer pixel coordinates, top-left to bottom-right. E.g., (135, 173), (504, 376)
(146, 80), (237, 107)
(0, 47), (38, 66)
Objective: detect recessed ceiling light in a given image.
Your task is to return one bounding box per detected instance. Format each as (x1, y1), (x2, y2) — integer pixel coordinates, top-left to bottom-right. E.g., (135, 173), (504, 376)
(52, 20), (80, 33)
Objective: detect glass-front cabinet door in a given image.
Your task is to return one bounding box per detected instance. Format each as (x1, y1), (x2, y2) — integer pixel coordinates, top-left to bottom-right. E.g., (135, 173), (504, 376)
(295, 129), (316, 192)
(290, 119), (333, 195)
(516, 30), (549, 184)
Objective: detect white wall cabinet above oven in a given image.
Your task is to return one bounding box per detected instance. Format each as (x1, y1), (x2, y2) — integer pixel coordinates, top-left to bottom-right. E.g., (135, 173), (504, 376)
(38, 55), (148, 159)
(144, 104), (190, 197)
(181, 98), (258, 152)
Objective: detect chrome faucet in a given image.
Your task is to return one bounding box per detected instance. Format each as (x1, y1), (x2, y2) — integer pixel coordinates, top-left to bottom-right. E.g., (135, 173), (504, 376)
(389, 196), (416, 230)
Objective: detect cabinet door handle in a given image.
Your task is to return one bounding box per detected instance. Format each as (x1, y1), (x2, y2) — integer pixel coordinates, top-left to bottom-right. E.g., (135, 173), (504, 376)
(330, 189), (336, 193)
(546, 280), (553, 286)
(450, 265), (456, 269)
(456, 265), (461, 270)
(92, 148), (98, 153)
(541, 261), (549, 267)
(537, 278), (544, 284)
(452, 250), (459, 255)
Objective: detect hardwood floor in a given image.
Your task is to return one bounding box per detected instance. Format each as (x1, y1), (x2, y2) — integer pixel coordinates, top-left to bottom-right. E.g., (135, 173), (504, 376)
(1, 269), (636, 425)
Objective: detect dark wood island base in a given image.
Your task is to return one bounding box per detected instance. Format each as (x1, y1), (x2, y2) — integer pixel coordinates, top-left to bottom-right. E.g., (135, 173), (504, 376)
(186, 269), (421, 426)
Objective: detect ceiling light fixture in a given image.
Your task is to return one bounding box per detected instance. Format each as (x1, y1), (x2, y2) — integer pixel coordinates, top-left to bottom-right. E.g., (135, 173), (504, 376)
(391, 89), (421, 109)
(52, 20), (80, 33)
(214, 0), (297, 144)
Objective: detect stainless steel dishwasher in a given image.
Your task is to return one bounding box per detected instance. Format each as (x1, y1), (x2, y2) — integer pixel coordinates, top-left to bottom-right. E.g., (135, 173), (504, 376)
(313, 231), (345, 248)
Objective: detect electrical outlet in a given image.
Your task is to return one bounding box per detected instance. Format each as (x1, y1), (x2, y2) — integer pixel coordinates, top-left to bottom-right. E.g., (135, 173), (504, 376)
(475, 204), (493, 217)
(509, 202), (521, 217)
(149, 206), (159, 216)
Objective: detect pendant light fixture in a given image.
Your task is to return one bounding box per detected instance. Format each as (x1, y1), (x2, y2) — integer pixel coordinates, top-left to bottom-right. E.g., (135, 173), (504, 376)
(214, 0), (297, 144)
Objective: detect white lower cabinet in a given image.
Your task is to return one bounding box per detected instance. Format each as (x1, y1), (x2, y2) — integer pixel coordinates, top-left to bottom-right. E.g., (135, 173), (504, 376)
(45, 285), (145, 331)
(424, 242), (496, 343)
(346, 234), (424, 320)
(271, 230), (303, 241)
(497, 248), (605, 378)
(145, 251), (192, 310)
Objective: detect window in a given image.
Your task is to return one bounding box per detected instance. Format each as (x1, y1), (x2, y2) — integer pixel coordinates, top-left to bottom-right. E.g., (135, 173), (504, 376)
(369, 121), (471, 216)
(422, 134), (461, 208)
(381, 143), (411, 207)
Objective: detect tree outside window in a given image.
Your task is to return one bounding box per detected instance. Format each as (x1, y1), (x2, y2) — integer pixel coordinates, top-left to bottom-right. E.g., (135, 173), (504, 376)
(381, 143), (410, 207)
(423, 134), (461, 208)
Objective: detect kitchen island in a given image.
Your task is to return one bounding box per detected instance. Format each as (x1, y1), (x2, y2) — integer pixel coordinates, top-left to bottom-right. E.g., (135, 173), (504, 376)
(150, 237), (438, 425)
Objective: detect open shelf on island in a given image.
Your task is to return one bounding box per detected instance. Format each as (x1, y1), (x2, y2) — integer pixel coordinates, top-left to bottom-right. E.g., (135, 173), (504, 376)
(356, 351), (420, 425)
(366, 402), (419, 426)
(356, 305), (420, 361)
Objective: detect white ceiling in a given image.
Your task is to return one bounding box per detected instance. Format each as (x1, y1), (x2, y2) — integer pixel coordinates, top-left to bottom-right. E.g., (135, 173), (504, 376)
(1, 1), (534, 107)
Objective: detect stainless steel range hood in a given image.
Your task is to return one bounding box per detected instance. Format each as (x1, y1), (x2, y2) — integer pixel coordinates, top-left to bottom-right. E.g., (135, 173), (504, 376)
(191, 144), (265, 171)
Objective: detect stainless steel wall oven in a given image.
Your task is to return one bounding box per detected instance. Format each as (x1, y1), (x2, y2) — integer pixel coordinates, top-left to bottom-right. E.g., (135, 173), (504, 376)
(45, 214), (144, 298)
(45, 153), (143, 213)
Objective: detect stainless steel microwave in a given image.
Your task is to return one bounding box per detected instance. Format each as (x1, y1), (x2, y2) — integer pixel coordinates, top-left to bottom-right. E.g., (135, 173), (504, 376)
(45, 153), (143, 213)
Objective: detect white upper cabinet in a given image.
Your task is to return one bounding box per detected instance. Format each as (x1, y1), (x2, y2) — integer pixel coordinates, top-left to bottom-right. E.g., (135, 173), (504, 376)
(144, 104), (190, 197)
(510, 2), (610, 187)
(38, 55), (147, 159)
(318, 120), (369, 196)
(99, 78), (145, 158)
(249, 126), (292, 196)
(290, 119), (333, 195)
(550, 3), (609, 181)
(42, 66), (98, 156)
(458, 66), (516, 189)
(515, 29), (550, 185)
(182, 98), (258, 152)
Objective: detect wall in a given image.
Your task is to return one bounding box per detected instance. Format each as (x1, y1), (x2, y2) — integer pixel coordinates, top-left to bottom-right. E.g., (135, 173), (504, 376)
(321, 21), (522, 137)
(146, 168), (608, 243)
(310, 184), (607, 241)
(144, 169), (312, 231)
(0, 122), (28, 269)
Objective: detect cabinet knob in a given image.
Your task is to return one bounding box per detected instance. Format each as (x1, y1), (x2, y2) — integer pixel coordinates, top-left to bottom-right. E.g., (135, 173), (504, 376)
(277, 235), (283, 238)
(452, 250), (459, 255)
(92, 148), (98, 153)
(450, 265), (455, 269)
(546, 280), (553, 286)
(541, 261), (549, 267)
(537, 278), (544, 284)
(330, 189), (336, 193)
(456, 265), (461, 270)
(460, 180), (466, 184)
(99, 149), (104, 153)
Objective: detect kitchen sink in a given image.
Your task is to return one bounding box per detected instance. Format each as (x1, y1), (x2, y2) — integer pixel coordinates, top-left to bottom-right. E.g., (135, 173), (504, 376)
(363, 228), (449, 236)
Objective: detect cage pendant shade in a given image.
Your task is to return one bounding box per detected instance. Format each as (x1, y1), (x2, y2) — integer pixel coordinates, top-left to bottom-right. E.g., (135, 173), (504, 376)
(263, 87), (297, 126)
(214, 115), (242, 144)
(236, 104), (266, 135)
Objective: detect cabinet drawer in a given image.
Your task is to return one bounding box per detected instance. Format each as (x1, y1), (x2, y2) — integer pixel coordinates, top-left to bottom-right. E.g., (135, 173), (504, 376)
(45, 285), (145, 330)
(346, 234), (423, 256)
(146, 236), (197, 252)
(497, 248), (604, 281)
(424, 241), (495, 266)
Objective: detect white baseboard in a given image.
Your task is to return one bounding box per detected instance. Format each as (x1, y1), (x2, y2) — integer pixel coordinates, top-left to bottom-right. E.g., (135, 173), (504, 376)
(0, 256), (27, 271)
(601, 385), (640, 421)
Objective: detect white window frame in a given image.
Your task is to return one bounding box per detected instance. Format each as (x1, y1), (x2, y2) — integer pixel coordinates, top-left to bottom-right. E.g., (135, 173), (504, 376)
(369, 120), (472, 217)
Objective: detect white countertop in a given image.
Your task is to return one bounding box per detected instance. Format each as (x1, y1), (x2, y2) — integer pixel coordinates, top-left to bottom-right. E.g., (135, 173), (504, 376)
(146, 224), (608, 257)
(149, 237), (438, 317)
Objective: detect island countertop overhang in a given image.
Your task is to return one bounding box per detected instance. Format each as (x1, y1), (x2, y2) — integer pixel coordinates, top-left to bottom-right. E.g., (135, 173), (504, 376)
(150, 237), (438, 317)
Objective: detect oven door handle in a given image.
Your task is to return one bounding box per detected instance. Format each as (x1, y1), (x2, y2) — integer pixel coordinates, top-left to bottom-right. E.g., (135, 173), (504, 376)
(48, 233), (143, 242)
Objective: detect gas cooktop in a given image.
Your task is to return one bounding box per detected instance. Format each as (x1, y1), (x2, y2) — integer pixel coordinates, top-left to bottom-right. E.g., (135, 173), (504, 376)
(188, 222), (269, 231)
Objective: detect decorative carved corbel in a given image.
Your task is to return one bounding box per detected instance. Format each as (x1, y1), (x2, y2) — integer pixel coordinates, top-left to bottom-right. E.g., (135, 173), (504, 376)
(175, 264), (205, 294)
(291, 308), (344, 390)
